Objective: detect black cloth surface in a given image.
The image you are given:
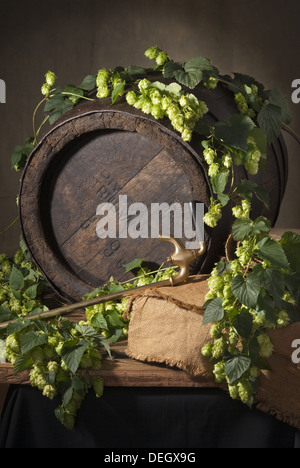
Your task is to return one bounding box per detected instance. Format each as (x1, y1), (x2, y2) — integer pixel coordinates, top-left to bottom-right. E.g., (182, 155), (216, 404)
(0, 385), (299, 448)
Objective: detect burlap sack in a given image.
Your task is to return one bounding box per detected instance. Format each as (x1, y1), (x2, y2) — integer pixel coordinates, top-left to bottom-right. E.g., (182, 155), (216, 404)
(126, 275), (214, 377)
(125, 275), (300, 430)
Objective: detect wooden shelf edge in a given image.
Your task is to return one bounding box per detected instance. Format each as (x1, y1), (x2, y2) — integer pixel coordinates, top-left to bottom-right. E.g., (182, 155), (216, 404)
(0, 342), (217, 389)
(0, 359), (217, 388)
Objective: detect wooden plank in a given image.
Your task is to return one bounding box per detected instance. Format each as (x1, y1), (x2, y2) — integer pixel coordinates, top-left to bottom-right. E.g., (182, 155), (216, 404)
(0, 341), (217, 388)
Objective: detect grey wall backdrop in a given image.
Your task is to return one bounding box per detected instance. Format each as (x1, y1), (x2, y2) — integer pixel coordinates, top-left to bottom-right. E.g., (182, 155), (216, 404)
(0, 0), (299, 256)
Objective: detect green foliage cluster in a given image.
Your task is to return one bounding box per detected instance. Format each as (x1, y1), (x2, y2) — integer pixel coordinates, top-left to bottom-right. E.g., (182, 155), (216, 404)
(11, 45), (292, 172)
(84, 261), (177, 344)
(0, 240), (106, 429)
(0, 245), (176, 429)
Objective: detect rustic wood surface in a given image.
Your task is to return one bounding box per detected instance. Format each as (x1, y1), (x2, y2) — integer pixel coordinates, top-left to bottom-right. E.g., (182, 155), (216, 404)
(0, 341), (217, 388)
(19, 107), (212, 303)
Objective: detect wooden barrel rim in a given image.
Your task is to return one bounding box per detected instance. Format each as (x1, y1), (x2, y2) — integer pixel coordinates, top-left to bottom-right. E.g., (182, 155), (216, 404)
(19, 105), (214, 302)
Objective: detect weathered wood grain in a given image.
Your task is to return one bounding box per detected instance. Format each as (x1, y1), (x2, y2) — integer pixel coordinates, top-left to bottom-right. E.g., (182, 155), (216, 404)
(0, 341), (217, 388)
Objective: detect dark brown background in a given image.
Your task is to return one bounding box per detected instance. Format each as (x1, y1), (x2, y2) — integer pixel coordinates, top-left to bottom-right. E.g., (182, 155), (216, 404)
(0, 0), (299, 256)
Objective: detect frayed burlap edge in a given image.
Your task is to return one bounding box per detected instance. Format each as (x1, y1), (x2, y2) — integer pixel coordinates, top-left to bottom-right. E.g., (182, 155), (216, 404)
(125, 346), (214, 378)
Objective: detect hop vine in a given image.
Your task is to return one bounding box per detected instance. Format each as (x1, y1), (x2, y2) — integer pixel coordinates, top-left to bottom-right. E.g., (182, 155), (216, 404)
(201, 221), (300, 406)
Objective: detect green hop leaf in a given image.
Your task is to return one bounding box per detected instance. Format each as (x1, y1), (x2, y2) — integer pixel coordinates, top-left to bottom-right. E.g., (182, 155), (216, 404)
(225, 355), (251, 384)
(202, 297), (224, 325)
(280, 232), (300, 273)
(257, 103), (282, 143)
(163, 61), (183, 79)
(236, 179), (270, 208)
(19, 331), (48, 354)
(255, 237), (290, 269)
(80, 74), (96, 91)
(61, 341), (89, 374)
(214, 114), (255, 151)
(232, 217), (270, 241)
(124, 258), (144, 273)
(231, 272), (261, 308)
(9, 266), (24, 291)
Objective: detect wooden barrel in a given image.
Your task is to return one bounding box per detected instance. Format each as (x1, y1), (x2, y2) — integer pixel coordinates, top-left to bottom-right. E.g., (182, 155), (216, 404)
(19, 83), (288, 302)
